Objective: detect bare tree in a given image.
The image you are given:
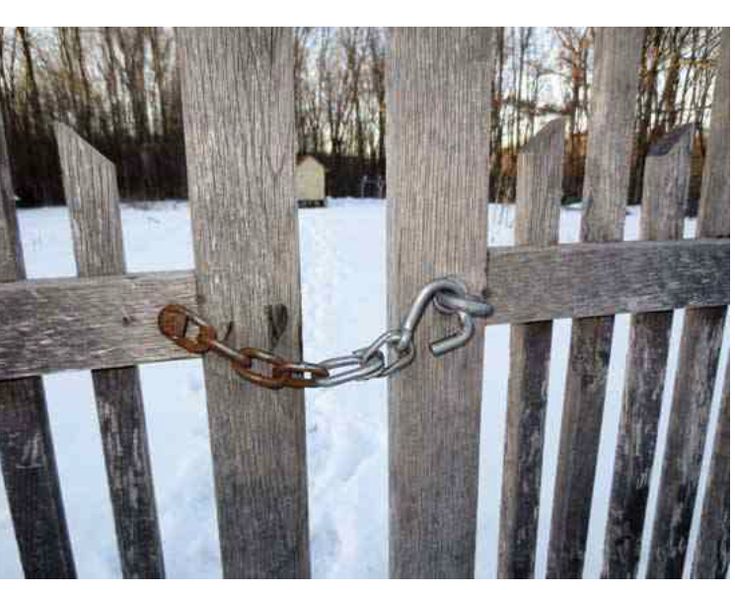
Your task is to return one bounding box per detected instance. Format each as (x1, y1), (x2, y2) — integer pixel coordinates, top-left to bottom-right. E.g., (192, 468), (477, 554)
(366, 27), (385, 170)
(489, 27), (505, 201)
(293, 27), (312, 154)
(147, 27), (172, 139)
(116, 28), (148, 144)
(341, 28), (367, 163)
(555, 27), (591, 199)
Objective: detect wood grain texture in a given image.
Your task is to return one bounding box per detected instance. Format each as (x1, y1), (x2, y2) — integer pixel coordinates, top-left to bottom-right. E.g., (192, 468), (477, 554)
(0, 238), (728, 380)
(647, 29), (729, 579)
(0, 117), (24, 282)
(386, 28), (494, 578)
(486, 239), (728, 324)
(56, 123), (126, 278)
(602, 125), (692, 578)
(695, 30), (730, 241)
(691, 364), (729, 579)
(178, 28), (309, 578)
(0, 110), (76, 577)
(55, 123), (164, 578)
(0, 271), (196, 378)
(547, 27), (644, 579)
(647, 308), (726, 578)
(498, 118), (564, 578)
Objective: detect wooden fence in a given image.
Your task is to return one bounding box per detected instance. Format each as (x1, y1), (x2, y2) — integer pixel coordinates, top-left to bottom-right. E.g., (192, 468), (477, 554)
(0, 27), (729, 579)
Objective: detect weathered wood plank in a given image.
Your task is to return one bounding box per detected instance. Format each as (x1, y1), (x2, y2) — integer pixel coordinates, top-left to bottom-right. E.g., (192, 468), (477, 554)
(647, 29), (729, 579)
(0, 271), (196, 378)
(498, 118), (565, 578)
(0, 121), (24, 283)
(647, 308), (727, 577)
(693, 30), (730, 242)
(386, 28), (494, 578)
(177, 28), (309, 578)
(547, 27), (644, 578)
(691, 364), (729, 579)
(0, 106), (76, 577)
(0, 238), (728, 380)
(486, 239), (727, 323)
(602, 125), (693, 578)
(55, 123), (164, 578)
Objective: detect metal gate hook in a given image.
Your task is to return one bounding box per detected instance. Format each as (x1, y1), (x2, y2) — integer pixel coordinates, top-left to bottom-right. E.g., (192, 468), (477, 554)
(429, 309), (475, 356)
(396, 277), (469, 352)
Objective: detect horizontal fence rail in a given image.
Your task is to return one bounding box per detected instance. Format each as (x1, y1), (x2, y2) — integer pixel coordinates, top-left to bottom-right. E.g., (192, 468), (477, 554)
(0, 271), (197, 378)
(485, 239), (727, 323)
(0, 238), (728, 379)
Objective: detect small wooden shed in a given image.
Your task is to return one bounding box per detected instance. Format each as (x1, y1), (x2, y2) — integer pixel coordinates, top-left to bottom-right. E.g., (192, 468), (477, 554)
(296, 155), (326, 207)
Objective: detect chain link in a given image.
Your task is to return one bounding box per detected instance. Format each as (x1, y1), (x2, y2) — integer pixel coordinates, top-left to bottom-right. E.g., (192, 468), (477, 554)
(158, 277), (493, 389)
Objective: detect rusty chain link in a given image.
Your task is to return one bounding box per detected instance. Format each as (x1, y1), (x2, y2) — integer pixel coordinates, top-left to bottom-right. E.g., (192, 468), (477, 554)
(158, 277), (493, 390)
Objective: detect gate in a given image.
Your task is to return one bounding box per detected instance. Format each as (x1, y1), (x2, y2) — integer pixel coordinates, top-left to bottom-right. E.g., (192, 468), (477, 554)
(0, 27), (729, 578)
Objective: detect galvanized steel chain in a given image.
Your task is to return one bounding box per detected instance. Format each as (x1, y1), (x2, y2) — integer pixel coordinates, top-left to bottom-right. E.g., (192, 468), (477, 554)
(158, 277), (493, 390)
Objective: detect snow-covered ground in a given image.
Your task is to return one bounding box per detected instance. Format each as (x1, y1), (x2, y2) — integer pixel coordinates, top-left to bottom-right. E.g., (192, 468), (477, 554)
(0, 199), (728, 578)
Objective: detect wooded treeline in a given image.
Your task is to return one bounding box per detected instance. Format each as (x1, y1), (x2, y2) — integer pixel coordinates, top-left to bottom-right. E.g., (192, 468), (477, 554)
(489, 27), (721, 206)
(0, 27), (723, 207)
(1, 27), (183, 205)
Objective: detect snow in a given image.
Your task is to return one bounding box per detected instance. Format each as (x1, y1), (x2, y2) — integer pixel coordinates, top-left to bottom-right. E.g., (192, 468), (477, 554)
(0, 198), (728, 578)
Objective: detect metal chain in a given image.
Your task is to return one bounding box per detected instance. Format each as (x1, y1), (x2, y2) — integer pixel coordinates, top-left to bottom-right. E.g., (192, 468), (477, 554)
(158, 277), (493, 390)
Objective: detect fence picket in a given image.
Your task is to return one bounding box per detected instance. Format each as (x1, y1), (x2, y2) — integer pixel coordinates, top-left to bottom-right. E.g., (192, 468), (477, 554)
(647, 29), (729, 579)
(386, 28), (494, 578)
(546, 27), (644, 578)
(177, 28), (309, 578)
(55, 123), (164, 578)
(691, 364), (729, 579)
(498, 118), (564, 578)
(602, 124), (693, 578)
(0, 111), (76, 578)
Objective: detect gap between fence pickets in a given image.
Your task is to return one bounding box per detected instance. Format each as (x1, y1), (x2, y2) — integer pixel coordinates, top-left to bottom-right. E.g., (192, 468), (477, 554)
(0, 238), (728, 380)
